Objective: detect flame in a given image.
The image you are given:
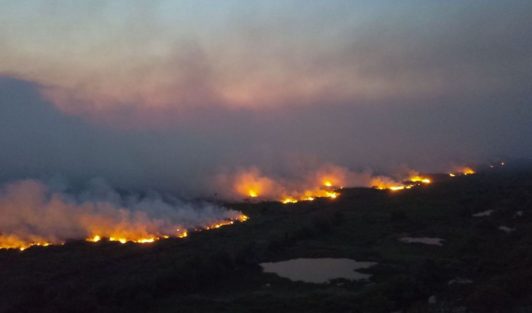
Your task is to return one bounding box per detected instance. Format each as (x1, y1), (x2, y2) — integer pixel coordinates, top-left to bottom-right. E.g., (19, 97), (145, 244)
(450, 167), (475, 176)
(409, 175), (431, 184)
(228, 167), (344, 204)
(0, 234), (55, 251)
(177, 230), (188, 238)
(0, 179), (253, 251)
(83, 215), (248, 245)
(371, 174), (430, 192)
(389, 185), (406, 191)
(2, 215), (248, 251)
(232, 167), (277, 200)
(371, 176), (407, 191)
(237, 214), (249, 222)
(462, 168), (475, 175)
(87, 235), (101, 242)
(281, 197), (298, 204)
(280, 187), (340, 204)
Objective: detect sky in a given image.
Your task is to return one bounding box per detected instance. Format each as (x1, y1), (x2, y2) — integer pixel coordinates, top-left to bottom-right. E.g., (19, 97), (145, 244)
(1, 0), (531, 196)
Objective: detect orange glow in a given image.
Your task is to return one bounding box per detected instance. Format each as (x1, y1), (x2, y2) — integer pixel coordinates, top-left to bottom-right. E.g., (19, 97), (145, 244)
(409, 175), (431, 184)
(282, 197), (298, 204)
(237, 214), (249, 222)
(87, 235), (101, 242)
(2, 215), (249, 251)
(229, 168), (344, 204)
(279, 188), (340, 204)
(389, 185), (406, 191)
(177, 230), (188, 238)
(232, 168), (277, 200)
(450, 167), (475, 176)
(371, 174), (428, 192)
(462, 168), (475, 175)
(0, 234), (55, 251)
(371, 176), (408, 191)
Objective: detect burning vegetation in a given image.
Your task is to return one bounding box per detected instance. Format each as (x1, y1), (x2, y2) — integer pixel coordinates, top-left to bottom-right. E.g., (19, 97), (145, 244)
(449, 167), (476, 177)
(227, 166), (344, 204)
(0, 179), (248, 251)
(0, 164), (478, 251)
(226, 164), (477, 202)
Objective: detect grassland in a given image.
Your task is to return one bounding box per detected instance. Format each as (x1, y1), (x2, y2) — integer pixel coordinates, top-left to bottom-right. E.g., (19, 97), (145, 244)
(1, 166), (531, 313)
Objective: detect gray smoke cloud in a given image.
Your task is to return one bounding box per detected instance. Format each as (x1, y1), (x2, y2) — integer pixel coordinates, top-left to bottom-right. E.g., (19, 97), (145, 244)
(0, 177), (244, 249)
(0, 1), (531, 198)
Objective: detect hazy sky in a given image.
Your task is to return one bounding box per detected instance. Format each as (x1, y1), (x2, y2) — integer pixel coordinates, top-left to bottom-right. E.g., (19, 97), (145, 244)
(1, 1), (531, 194)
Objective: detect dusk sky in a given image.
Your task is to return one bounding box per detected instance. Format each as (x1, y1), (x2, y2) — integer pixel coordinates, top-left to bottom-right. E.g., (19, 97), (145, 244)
(1, 1), (531, 195)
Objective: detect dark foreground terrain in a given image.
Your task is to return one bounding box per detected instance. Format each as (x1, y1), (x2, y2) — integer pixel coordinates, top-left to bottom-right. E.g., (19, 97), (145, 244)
(1, 166), (532, 313)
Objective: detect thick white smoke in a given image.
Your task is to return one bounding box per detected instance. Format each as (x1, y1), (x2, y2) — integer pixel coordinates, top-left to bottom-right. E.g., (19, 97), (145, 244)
(0, 178), (245, 250)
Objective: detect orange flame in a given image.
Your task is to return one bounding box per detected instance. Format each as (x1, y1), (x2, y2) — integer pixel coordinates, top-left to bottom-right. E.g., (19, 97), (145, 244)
(449, 167), (475, 177)
(2, 215), (248, 251)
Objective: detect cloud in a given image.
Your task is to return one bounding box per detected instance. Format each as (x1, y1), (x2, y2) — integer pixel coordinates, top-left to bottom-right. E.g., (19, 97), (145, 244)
(0, 1), (531, 126)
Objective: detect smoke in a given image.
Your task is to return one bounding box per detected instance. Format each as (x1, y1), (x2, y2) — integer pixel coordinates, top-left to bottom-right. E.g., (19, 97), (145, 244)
(0, 1), (531, 126)
(214, 163), (413, 201)
(0, 178), (245, 250)
(0, 2), (531, 199)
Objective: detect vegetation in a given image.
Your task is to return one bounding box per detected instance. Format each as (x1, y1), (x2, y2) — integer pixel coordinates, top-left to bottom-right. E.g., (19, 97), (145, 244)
(1, 166), (532, 312)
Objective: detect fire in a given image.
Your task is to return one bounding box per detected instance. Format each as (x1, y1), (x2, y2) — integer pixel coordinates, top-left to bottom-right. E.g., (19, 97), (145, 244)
(325, 191), (339, 199)
(372, 173), (431, 192)
(371, 176), (408, 191)
(462, 168), (475, 175)
(389, 185), (406, 191)
(280, 186), (340, 204)
(281, 197), (298, 204)
(0, 234), (55, 251)
(449, 167), (476, 177)
(0, 179), (251, 252)
(229, 167), (344, 204)
(82, 215), (249, 246)
(237, 214), (249, 222)
(232, 167), (277, 200)
(87, 235), (101, 242)
(409, 175), (431, 184)
(2, 216), (248, 251)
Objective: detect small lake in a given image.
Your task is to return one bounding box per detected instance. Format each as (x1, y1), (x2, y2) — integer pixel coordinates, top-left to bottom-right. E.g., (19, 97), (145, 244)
(399, 237), (443, 246)
(260, 258), (376, 283)
(472, 210), (494, 217)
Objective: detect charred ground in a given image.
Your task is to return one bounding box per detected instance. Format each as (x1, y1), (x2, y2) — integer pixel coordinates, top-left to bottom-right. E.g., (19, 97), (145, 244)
(1, 165), (532, 313)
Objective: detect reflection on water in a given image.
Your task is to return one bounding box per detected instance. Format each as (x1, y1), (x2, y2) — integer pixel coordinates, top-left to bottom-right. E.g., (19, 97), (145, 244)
(399, 237), (444, 246)
(260, 258), (376, 283)
(472, 210), (494, 217)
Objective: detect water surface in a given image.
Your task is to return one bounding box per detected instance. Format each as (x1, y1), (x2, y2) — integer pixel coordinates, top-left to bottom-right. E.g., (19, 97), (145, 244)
(261, 258), (376, 283)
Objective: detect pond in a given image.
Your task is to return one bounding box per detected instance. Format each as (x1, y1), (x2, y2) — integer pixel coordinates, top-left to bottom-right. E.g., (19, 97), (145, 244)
(260, 258), (376, 283)
(399, 237), (444, 246)
(472, 209), (494, 217)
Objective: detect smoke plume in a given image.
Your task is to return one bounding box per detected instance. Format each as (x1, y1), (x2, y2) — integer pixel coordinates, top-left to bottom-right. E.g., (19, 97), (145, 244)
(0, 178), (246, 250)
